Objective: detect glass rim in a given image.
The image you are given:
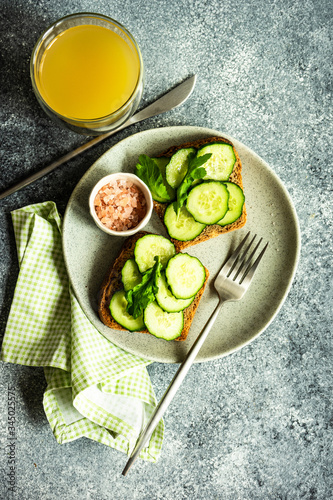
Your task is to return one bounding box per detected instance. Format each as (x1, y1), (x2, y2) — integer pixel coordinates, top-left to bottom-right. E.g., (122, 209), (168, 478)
(30, 12), (144, 124)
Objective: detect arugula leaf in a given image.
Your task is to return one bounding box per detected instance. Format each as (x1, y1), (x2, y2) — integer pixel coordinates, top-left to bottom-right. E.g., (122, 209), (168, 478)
(135, 155), (174, 202)
(173, 152), (212, 215)
(125, 257), (162, 319)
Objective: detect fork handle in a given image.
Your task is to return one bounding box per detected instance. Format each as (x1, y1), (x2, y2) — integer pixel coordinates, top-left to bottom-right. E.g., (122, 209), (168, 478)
(122, 298), (225, 476)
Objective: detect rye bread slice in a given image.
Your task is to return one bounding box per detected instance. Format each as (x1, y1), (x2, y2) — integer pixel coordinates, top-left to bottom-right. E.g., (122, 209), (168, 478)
(98, 231), (209, 341)
(153, 136), (247, 252)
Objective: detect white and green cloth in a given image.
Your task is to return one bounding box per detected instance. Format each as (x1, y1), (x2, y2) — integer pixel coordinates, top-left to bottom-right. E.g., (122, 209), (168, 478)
(1, 202), (163, 461)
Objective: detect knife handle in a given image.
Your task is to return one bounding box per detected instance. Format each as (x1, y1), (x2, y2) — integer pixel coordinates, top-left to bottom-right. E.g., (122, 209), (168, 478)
(0, 75), (196, 201)
(0, 118), (134, 200)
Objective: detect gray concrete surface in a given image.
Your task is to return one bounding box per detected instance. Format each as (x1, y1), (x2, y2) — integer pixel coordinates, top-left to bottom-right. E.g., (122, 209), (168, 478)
(0, 0), (332, 498)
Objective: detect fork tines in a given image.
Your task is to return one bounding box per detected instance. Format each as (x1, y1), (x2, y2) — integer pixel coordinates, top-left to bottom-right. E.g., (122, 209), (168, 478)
(224, 232), (268, 285)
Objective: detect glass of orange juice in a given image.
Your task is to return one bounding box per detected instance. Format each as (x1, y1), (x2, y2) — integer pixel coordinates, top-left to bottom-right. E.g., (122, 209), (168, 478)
(30, 13), (144, 135)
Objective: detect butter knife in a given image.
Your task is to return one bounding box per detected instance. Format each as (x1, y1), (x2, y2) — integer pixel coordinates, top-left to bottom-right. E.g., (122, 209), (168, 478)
(0, 75), (197, 200)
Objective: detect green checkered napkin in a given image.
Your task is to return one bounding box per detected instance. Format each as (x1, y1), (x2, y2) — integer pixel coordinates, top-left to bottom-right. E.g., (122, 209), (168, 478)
(1, 202), (163, 461)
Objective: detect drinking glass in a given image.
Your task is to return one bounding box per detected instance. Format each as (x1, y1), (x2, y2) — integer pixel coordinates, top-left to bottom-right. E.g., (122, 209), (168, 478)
(30, 13), (144, 135)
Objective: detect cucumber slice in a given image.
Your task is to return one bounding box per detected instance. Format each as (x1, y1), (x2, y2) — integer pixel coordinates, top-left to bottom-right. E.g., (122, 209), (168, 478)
(134, 234), (176, 273)
(217, 182), (245, 226)
(164, 202), (206, 241)
(186, 181), (229, 224)
(197, 143), (236, 181)
(155, 272), (194, 312)
(165, 253), (206, 299)
(151, 157), (176, 203)
(109, 290), (145, 331)
(166, 148), (196, 188)
(144, 301), (183, 340)
(121, 259), (142, 291)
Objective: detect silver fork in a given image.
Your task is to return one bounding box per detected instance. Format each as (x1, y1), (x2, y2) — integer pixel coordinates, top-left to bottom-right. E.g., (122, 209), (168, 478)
(122, 232), (268, 476)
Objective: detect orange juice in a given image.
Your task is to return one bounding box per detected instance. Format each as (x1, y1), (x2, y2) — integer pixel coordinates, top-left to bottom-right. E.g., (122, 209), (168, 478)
(36, 24), (140, 120)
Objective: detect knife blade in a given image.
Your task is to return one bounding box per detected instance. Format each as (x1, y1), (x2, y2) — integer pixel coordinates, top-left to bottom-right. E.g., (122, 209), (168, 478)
(0, 75), (197, 200)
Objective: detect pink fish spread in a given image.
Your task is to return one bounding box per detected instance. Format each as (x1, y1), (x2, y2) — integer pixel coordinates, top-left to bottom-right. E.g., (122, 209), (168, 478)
(94, 179), (147, 231)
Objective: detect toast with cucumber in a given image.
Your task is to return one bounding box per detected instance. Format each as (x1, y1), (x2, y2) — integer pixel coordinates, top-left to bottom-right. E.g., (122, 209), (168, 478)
(135, 136), (247, 251)
(98, 231), (209, 341)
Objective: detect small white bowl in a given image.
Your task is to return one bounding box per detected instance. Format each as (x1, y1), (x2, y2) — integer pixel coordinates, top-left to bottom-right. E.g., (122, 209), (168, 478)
(89, 172), (153, 237)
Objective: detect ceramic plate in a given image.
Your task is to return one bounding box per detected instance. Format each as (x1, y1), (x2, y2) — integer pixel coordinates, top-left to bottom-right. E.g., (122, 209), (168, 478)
(62, 126), (300, 363)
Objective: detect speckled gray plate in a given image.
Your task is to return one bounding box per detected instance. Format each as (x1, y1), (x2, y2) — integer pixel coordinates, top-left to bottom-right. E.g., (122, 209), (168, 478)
(62, 126), (300, 363)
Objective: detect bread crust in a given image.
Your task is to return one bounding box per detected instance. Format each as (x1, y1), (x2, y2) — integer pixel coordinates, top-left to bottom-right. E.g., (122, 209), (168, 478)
(98, 231), (209, 341)
(154, 136), (247, 252)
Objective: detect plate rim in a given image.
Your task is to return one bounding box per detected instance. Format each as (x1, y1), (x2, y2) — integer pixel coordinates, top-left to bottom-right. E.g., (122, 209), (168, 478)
(63, 125), (301, 363)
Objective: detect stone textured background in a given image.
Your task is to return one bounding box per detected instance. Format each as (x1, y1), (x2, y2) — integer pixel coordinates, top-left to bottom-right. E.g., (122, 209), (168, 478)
(0, 0), (332, 498)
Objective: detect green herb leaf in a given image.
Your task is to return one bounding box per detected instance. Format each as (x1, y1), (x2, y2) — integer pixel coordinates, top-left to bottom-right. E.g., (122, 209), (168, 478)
(135, 155), (174, 202)
(125, 256), (162, 319)
(173, 152), (212, 215)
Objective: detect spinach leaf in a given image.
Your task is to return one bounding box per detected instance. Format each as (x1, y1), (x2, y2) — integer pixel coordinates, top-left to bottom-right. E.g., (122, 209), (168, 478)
(125, 257), (162, 319)
(135, 155), (173, 202)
